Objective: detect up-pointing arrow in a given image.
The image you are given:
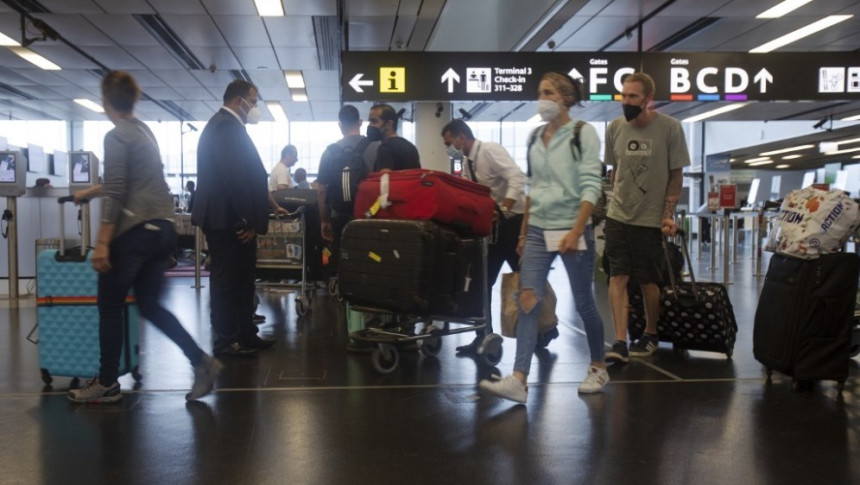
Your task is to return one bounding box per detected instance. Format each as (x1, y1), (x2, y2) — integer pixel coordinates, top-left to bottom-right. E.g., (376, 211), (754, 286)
(754, 68), (773, 93)
(568, 68), (585, 81)
(441, 68), (460, 93)
(349, 73), (373, 93)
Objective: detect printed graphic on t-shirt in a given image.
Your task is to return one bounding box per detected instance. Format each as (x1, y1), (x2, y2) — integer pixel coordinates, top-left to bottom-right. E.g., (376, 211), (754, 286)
(625, 138), (652, 156)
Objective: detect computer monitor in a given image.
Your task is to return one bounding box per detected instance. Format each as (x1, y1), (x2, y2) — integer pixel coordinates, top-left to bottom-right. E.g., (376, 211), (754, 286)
(68, 151), (100, 192)
(0, 150), (27, 197)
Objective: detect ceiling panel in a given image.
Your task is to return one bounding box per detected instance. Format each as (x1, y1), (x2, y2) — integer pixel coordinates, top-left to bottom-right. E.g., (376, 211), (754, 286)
(200, 0), (258, 16)
(125, 46), (187, 69)
(79, 46), (146, 69)
(25, 44), (100, 69)
(162, 14), (226, 47)
(188, 46), (241, 70)
(85, 14), (161, 46)
(212, 15), (269, 47)
(37, 0), (103, 15)
(92, 0), (154, 15)
(283, 0), (337, 16)
(153, 69), (205, 88)
(262, 16), (318, 48)
(145, 0), (207, 15)
(232, 46), (281, 70)
(272, 47), (319, 70)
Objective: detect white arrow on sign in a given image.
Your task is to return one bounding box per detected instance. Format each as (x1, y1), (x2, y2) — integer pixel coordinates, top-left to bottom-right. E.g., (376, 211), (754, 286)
(441, 68), (460, 93)
(349, 73), (373, 93)
(568, 68), (585, 81)
(754, 68), (773, 93)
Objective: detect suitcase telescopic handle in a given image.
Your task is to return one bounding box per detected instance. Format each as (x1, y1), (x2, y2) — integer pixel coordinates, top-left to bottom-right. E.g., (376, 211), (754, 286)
(663, 229), (699, 302)
(56, 196), (89, 257)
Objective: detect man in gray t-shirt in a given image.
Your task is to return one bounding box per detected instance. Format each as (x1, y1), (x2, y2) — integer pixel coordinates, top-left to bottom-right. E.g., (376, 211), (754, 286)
(603, 72), (690, 363)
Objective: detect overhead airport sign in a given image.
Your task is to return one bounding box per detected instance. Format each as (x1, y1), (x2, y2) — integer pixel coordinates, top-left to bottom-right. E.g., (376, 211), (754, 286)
(342, 51), (860, 103)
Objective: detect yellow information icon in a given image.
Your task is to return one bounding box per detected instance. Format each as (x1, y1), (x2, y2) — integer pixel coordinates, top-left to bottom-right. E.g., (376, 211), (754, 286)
(379, 67), (406, 93)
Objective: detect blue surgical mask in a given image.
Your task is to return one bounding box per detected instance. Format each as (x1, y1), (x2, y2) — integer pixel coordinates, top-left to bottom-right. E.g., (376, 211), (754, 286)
(446, 146), (462, 159)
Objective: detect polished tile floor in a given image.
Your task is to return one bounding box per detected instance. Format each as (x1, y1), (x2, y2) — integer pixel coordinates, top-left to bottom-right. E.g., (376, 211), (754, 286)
(1, 242), (857, 485)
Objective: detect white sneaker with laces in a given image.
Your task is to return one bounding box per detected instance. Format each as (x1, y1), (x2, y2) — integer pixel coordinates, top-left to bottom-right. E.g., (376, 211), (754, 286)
(578, 366), (610, 394)
(479, 375), (528, 403)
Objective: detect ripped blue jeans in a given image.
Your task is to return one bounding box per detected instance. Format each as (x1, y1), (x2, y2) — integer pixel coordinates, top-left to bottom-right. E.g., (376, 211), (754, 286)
(514, 224), (605, 375)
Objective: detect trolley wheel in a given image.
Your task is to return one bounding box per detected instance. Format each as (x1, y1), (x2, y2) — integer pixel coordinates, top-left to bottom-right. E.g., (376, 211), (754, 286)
(478, 333), (503, 367)
(371, 344), (399, 374)
(836, 380), (845, 393)
(418, 324), (442, 357)
(850, 344), (859, 358)
(725, 348), (733, 359)
(305, 289), (314, 303)
(296, 296), (309, 316)
(765, 368), (773, 381)
(792, 378), (812, 392)
(131, 367), (142, 382)
(40, 368), (53, 385)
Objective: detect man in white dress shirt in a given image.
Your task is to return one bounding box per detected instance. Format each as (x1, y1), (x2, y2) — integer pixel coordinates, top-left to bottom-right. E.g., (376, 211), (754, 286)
(442, 119), (529, 354)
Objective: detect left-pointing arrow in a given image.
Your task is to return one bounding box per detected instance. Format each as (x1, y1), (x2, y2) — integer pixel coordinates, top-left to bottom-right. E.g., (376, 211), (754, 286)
(349, 73), (374, 93)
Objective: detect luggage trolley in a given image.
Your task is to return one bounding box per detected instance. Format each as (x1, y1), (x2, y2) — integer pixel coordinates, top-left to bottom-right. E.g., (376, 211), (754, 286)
(338, 219), (503, 374)
(256, 207), (314, 316)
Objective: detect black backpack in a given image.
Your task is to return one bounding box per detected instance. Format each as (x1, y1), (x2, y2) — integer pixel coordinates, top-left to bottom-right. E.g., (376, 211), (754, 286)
(326, 137), (372, 212)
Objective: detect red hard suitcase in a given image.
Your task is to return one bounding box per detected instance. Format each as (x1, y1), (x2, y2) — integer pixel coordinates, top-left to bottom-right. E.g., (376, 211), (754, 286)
(353, 169), (495, 236)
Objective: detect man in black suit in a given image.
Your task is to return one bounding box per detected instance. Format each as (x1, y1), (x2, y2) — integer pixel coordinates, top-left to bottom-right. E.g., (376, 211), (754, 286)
(192, 80), (284, 356)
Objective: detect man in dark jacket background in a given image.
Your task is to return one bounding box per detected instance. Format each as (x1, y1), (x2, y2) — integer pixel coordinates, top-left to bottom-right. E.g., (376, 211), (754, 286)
(192, 80), (284, 356)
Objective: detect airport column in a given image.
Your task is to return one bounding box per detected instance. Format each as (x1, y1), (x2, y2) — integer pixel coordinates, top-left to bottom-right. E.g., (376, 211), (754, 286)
(413, 102), (452, 172)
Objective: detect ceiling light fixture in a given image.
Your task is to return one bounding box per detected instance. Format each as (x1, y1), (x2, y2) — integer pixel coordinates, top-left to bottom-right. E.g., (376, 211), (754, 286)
(776, 164), (791, 169)
(749, 160), (775, 167)
(760, 144), (814, 156)
(823, 146), (860, 156)
(10, 46), (61, 70)
(284, 70), (305, 89)
(841, 114), (860, 121)
(266, 102), (288, 123)
(756, 0), (814, 19)
(750, 15), (853, 53)
(782, 154), (803, 160)
(833, 136), (860, 146)
(254, 0), (284, 17)
(291, 89), (308, 102)
(744, 156), (772, 164)
(682, 103), (748, 123)
(74, 99), (104, 113)
(0, 31), (20, 46)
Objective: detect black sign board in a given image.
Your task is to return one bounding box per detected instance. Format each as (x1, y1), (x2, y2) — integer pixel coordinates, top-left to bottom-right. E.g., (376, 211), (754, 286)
(342, 51), (860, 103)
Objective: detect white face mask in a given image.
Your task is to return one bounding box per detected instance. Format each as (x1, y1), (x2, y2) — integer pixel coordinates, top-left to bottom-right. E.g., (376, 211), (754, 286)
(241, 97), (261, 125)
(537, 99), (562, 121)
(446, 145), (462, 159)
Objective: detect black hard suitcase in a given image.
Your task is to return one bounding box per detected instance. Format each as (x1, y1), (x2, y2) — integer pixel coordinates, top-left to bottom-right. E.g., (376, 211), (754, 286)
(633, 232), (738, 357)
(753, 252), (859, 390)
(339, 219), (484, 316)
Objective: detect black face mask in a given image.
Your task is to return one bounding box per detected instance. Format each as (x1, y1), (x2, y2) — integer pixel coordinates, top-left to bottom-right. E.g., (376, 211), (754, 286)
(622, 104), (642, 122)
(366, 125), (383, 142)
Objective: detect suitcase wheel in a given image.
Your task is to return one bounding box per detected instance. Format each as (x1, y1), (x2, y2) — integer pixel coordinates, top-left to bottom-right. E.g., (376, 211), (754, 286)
(792, 378), (813, 392)
(371, 344), (399, 374)
(132, 367), (142, 382)
(296, 295), (309, 317)
(418, 324), (442, 357)
(40, 368), (53, 385)
(765, 369), (773, 381)
(477, 333), (503, 367)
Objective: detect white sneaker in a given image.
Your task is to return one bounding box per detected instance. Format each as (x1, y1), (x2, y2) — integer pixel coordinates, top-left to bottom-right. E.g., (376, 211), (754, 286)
(578, 366), (610, 394)
(479, 375), (528, 403)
